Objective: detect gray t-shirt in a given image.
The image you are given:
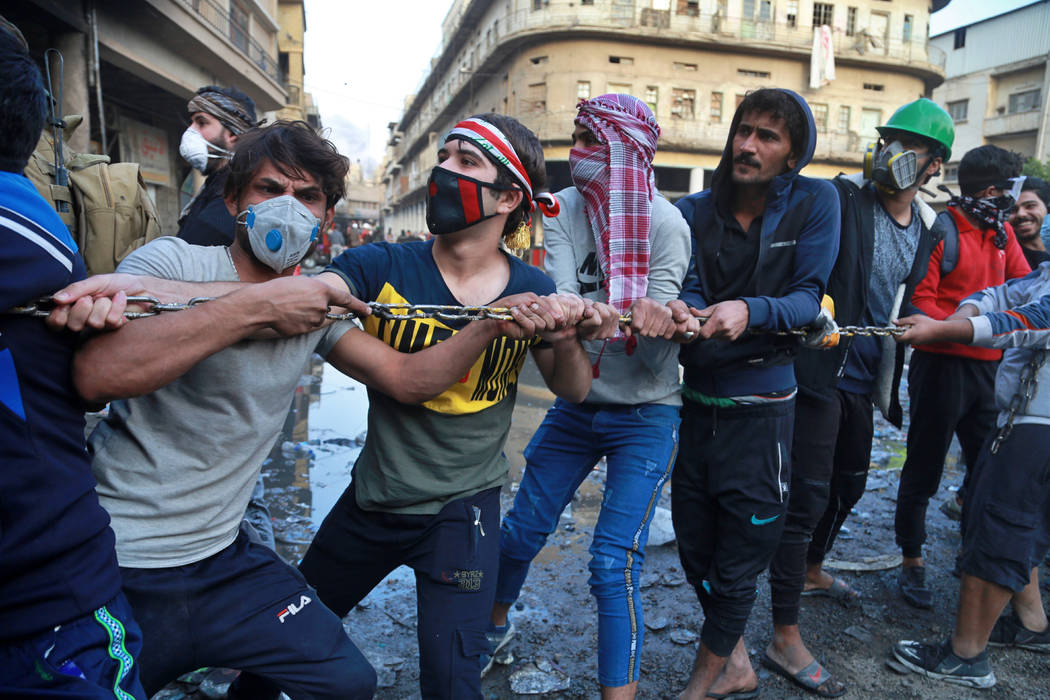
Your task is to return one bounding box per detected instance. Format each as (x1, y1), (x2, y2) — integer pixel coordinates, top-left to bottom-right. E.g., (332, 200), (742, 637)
(542, 188), (690, 406)
(868, 199), (922, 326)
(89, 237), (353, 568)
(842, 197), (922, 390)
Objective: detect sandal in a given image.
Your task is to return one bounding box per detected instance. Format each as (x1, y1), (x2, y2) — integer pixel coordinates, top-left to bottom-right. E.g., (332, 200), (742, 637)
(800, 576), (859, 606)
(707, 689), (759, 699)
(761, 654), (846, 698)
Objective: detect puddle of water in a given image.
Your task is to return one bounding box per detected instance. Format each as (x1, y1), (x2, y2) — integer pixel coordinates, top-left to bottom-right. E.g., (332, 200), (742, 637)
(263, 356), (368, 563)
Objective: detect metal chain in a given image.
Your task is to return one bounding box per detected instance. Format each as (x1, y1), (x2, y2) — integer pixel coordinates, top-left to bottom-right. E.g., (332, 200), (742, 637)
(6, 296), (904, 337)
(990, 350), (1047, 454)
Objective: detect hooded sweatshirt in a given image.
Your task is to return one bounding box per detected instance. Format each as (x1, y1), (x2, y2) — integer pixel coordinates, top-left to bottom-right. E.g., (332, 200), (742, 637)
(675, 89), (839, 398)
(963, 263), (1050, 426)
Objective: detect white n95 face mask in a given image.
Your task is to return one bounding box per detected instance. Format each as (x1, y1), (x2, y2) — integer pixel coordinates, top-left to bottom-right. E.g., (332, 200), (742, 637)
(179, 127), (232, 173)
(238, 195), (321, 273)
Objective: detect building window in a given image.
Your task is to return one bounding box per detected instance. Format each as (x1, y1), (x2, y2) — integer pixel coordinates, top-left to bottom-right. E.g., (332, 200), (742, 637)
(863, 83), (885, 92)
(229, 0), (250, 53)
(813, 2), (833, 27)
(645, 86), (659, 115)
(577, 81), (591, 101)
(527, 82), (546, 112)
(786, 0), (798, 28)
(903, 14), (914, 41)
(532, 0), (546, 10)
(947, 99), (968, 122)
(846, 7), (857, 36)
(1009, 89), (1041, 114)
(812, 103), (828, 132)
(944, 164), (958, 183)
(674, 61), (698, 71)
(678, 0), (700, 17)
(860, 108), (882, 138)
(838, 105), (851, 132)
(671, 88), (696, 119)
(609, 82), (632, 96)
(710, 92), (723, 123)
(736, 93), (746, 108)
(954, 28), (966, 49)
(529, 55), (548, 65)
(738, 69), (771, 78)
(609, 56), (634, 65)
(582, 0), (594, 4)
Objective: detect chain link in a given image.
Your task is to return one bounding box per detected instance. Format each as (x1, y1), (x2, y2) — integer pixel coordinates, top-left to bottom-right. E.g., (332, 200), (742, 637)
(990, 350), (1046, 454)
(6, 296), (904, 337)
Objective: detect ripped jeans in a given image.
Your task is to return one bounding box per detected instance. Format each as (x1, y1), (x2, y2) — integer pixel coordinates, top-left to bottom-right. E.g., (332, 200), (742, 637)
(495, 399), (680, 687)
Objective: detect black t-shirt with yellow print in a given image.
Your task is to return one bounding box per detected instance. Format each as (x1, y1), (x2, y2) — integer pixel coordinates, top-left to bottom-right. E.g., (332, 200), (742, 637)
(327, 240), (555, 514)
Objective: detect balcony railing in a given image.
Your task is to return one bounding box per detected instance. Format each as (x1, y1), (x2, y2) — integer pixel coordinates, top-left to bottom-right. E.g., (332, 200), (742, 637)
(180, 0), (283, 84)
(523, 109), (865, 162)
(983, 109), (1042, 138)
(401, 4), (941, 155)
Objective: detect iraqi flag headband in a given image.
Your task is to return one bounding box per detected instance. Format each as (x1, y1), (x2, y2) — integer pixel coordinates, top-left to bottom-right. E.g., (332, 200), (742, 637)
(445, 118), (560, 218)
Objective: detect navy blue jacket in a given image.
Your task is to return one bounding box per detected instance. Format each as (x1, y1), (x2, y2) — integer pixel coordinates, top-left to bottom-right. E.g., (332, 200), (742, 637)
(0, 171), (122, 641)
(676, 89), (840, 397)
(177, 168), (235, 247)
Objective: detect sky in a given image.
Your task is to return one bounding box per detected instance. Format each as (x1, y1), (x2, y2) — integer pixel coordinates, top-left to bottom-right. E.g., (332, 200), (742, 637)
(303, 1), (456, 178)
(929, 0), (1039, 36)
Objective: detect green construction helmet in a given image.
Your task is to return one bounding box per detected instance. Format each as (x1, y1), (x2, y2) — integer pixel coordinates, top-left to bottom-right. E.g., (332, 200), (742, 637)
(876, 98), (955, 161)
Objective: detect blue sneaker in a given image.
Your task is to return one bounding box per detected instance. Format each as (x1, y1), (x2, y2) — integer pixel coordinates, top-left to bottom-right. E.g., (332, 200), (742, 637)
(480, 620), (516, 677)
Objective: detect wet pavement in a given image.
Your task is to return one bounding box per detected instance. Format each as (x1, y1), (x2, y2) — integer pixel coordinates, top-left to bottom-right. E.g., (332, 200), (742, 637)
(150, 352), (1049, 699)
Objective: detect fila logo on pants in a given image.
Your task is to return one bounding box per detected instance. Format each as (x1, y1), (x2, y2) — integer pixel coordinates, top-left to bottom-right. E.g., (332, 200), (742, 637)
(277, 595), (312, 623)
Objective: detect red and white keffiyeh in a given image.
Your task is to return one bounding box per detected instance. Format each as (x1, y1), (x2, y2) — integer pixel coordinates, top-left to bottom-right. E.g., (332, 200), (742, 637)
(570, 94), (660, 316)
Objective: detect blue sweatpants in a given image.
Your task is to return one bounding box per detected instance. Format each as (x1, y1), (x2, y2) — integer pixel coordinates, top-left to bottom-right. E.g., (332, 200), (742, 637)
(0, 592), (146, 699)
(495, 399), (680, 686)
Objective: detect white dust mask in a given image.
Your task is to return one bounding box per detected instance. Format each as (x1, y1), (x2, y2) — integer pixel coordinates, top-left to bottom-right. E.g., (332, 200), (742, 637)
(179, 127), (232, 173)
(238, 195), (321, 272)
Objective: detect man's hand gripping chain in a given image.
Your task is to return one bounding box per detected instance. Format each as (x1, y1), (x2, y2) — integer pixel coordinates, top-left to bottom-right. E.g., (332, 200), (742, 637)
(8, 295), (906, 341)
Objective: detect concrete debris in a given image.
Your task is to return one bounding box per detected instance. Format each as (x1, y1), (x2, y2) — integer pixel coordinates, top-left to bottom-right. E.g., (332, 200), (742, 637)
(669, 628), (698, 645)
(645, 615), (669, 631)
(844, 625), (873, 643)
(509, 657), (571, 695)
(647, 506), (676, 546)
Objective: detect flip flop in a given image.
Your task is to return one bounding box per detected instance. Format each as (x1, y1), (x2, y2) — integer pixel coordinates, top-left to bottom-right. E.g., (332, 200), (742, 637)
(707, 688), (759, 699)
(761, 653), (846, 698)
(800, 576), (859, 606)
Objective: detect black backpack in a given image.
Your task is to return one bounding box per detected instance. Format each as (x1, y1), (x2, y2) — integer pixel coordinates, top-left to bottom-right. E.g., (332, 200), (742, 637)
(935, 209), (960, 275)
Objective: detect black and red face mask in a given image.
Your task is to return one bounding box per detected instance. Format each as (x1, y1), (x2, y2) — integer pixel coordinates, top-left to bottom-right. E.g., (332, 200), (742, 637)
(425, 166), (519, 235)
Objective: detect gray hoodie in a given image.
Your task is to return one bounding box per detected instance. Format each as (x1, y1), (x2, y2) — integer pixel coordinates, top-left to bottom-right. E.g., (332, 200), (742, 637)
(963, 262), (1050, 426)
(542, 186), (690, 405)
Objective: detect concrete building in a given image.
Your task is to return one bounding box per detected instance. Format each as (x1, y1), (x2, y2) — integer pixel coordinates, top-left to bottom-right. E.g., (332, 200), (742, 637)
(381, 0), (946, 242)
(335, 162), (383, 243)
(929, 0), (1050, 200)
(6, 0), (286, 233)
(270, 0), (321, 129)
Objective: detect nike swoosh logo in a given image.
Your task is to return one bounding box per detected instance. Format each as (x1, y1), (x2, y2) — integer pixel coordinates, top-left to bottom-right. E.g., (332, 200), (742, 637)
(809, 666), (823, 683)
(751, 513), (781, 525)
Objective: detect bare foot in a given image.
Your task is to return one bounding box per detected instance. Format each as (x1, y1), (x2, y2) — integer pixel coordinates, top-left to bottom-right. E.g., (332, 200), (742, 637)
(766, 633), (815, 675)
(706, 639), (757, 698)
(803, 565), (835, 592)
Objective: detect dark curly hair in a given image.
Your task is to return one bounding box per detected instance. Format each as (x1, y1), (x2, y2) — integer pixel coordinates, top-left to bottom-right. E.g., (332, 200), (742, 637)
(223, 120), (349, 209)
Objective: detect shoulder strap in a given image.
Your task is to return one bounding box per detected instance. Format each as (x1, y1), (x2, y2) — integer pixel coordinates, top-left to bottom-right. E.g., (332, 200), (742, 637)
(935, 209), (959, 276)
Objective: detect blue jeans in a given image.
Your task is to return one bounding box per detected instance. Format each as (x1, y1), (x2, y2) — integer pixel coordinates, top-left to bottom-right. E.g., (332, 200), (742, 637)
(496, 399), (680, 686)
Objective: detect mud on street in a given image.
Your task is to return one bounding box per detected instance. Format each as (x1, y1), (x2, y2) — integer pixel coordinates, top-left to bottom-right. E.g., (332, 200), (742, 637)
(152, 355), (1050, 700)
